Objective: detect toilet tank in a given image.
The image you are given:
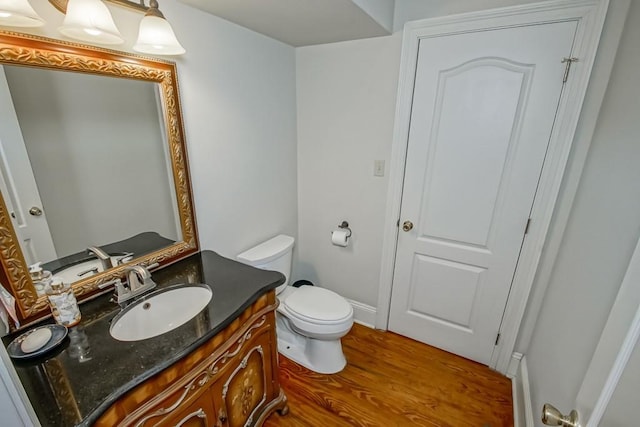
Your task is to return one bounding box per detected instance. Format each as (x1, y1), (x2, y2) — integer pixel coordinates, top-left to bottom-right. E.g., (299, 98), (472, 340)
(237, 235), (294, 293)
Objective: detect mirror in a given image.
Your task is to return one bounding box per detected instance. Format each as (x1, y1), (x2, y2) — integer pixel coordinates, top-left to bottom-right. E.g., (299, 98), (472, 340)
(1, 65), (182, 270)
(0, 30), (199, 325)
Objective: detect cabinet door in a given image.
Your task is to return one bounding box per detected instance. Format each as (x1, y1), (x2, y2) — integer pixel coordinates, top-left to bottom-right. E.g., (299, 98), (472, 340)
(217, 331), (272, 427)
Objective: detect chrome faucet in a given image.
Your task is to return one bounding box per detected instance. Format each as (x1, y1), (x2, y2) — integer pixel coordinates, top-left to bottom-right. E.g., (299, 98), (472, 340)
(97, 263), (159, 304)
(124, 265), (157, 298)
(86, 246), (113, 271)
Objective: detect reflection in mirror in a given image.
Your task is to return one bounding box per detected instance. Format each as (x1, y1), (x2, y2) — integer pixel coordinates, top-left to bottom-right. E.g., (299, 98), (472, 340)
(0, 65), (181, 288)
(0, 31), (198, 324)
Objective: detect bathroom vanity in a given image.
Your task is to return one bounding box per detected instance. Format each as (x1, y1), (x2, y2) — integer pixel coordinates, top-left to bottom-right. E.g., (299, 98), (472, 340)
(3, 251), (289, 427)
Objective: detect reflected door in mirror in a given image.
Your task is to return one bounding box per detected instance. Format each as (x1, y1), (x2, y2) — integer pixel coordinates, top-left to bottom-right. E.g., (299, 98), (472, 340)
(0, 66), (57, 264)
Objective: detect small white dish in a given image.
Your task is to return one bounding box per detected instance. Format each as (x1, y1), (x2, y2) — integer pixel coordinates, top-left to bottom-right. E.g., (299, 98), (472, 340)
(7, 325), (68, 360)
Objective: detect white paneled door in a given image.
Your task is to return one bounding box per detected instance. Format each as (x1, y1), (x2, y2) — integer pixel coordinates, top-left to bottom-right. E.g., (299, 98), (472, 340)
(389, 21), (578, 364)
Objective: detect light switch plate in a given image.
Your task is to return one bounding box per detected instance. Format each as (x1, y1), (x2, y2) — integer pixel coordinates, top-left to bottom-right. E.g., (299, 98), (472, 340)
(374, 160), (385, 177)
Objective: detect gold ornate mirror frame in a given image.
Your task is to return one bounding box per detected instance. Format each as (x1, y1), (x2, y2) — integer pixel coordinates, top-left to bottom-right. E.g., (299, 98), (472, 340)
(0, 31), (198, 326)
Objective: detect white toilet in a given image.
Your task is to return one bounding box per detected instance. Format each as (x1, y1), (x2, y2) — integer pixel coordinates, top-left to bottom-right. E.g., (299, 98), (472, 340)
(237, 235), (354, 374)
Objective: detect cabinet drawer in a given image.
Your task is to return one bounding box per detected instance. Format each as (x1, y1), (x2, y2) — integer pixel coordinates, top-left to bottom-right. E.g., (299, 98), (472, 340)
(127, 372), (214, 427)
(155, 392), (216, 427)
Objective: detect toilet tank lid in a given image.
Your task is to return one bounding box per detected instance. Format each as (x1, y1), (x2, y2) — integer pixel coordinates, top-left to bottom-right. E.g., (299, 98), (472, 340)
(237, 234), (294, 266)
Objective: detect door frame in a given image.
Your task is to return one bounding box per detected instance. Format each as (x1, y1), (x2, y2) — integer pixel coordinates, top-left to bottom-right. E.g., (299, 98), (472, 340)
(575, 234), (640, 426)
(376, 0), (610, 373)
(515, 232), (640, 427)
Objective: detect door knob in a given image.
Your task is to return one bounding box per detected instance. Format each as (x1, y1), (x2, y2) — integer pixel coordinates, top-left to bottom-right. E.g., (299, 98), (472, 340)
(542, 403), (579, 427)
(29, 206), (43, 216)
(402, 220), (414, 232)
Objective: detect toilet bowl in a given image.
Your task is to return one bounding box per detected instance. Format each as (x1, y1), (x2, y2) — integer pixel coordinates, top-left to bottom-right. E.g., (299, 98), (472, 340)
(237, 235), (354, 374)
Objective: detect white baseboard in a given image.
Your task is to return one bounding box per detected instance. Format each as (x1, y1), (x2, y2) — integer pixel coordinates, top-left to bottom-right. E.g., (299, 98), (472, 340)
(512, 353), (535, 427)
(507, 352), (523, 379)
(346, 299), (376, 328)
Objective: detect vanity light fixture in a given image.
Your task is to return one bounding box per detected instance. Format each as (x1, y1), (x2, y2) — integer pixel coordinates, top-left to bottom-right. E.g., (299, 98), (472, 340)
(37, 0), (185, 55)
(133, 0), (184, 55)
(58, 0), (124, 45)
(0, 0), (45, 27)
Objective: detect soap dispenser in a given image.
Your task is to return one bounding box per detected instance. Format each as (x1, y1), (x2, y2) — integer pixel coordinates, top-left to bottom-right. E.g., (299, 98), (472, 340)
(29, 262), (52, 296)
(46, 277), (81, 327)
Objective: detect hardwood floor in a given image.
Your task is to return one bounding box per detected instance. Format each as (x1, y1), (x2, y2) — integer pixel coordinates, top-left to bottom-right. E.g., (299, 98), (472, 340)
(264, 323), (513, 427)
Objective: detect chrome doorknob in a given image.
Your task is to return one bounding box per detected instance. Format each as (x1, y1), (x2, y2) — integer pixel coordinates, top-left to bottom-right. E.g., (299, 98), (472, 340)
(402, 221), (414, 232)
(542, 404), (579, 427)
(29, 206), (43, 216)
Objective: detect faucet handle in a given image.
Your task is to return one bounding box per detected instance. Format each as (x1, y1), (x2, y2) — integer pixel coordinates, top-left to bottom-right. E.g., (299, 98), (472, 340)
(99, 279), (132, 305)
(98, 278), (122, 289)
(113, 252), (134, 265)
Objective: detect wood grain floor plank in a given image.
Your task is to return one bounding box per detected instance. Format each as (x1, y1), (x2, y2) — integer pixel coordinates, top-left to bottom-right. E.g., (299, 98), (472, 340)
(265, 323), (513, 427)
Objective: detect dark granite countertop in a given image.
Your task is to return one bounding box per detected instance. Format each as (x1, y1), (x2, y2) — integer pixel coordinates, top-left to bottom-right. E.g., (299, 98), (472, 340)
(3, 250), (284, 427)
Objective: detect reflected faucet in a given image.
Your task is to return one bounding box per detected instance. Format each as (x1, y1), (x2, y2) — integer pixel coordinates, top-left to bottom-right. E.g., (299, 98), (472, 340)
(86, 246), (112, 271)
(113, 252), (134, 265)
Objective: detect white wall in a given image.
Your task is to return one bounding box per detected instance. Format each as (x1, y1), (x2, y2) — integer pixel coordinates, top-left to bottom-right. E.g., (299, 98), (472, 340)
(524, 2), (640, 421)
(296, 35), (400, 309)
(17, 0), (299, 259)
(158, 1), (298, 258)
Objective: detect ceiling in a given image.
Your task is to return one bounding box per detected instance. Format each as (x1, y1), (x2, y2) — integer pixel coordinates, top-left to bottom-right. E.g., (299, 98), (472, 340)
(178, 0), (394, 47)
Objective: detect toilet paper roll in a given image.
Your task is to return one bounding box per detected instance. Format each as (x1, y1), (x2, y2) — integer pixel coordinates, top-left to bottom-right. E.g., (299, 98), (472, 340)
(331, 229), (349, 247)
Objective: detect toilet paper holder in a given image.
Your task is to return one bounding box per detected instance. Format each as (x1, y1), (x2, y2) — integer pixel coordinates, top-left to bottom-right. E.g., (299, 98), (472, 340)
(338, 221), (352, 239)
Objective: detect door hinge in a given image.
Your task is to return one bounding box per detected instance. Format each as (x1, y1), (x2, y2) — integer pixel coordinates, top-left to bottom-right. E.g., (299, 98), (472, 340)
(495, 333), (501, 346)
(397, 218), (400, 227)
(524, 218), (532, 235)
(562, 57), (579, 83)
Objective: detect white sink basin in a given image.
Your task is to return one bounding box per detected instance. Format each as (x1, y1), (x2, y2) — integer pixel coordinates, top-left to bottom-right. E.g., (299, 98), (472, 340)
(110, 284), (212, 342)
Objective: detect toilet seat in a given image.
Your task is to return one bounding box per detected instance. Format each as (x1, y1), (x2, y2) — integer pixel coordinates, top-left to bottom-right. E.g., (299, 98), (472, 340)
(283, 286), (353, 325)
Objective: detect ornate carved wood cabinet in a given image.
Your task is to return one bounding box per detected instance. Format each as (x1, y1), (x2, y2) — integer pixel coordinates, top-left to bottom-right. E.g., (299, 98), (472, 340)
(95, 291), (288, 426)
